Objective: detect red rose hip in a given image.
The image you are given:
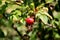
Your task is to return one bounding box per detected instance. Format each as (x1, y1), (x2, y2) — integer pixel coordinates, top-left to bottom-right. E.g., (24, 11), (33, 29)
(26, 18), (34, 25)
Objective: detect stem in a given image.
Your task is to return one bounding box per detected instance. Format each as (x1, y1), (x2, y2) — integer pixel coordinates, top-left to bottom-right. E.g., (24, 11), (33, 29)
(45, 24), (56, 28)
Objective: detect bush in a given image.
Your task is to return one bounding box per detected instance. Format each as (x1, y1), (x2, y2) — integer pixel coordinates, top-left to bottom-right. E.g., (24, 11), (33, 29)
(0, 0), (60, 40)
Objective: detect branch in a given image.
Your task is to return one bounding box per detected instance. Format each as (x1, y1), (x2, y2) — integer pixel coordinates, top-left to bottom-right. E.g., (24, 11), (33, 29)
(45, 23), (56, 28)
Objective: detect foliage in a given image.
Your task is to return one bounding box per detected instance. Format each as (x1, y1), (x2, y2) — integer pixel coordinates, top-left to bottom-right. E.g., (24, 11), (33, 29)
(0, 0), (60, 40)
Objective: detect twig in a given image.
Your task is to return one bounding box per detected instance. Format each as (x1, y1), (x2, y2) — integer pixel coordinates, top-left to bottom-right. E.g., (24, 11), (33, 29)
(45, 23), (56, 28)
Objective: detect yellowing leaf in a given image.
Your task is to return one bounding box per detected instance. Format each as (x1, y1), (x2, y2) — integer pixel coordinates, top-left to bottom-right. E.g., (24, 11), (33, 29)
(6, 5), (19, 13)
(45, 0), (54, 3)
(38, 8), (53, 19)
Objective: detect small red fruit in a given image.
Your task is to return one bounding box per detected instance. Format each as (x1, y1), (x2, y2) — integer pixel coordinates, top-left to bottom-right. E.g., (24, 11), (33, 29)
(26, 18), (34, 25)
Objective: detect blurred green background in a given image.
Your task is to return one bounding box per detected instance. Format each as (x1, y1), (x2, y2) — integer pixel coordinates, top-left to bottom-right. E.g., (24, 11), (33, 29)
(0, 0), (60, 40)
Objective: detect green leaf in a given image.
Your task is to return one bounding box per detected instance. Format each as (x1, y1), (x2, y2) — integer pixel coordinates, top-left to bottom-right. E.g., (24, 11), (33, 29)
(36, 12), (48, 24)
(0, 0), (2, 5)
(53, 11), (60, 20)
(38, 9), (53, 19)
(12, 10), (21, 16)
(13, 36), (20, 40)
(54, 21), (59, 26)
(0, 29), (5, 38)
(29, 2), (35, 10)
(6, 4), (19, 13)
(45, 0), (54, 3)
(39, 14), (48, 24)
(55, 33), (60, 38)
(30, 31), (37, 40)
(1, 28), (7, 37)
